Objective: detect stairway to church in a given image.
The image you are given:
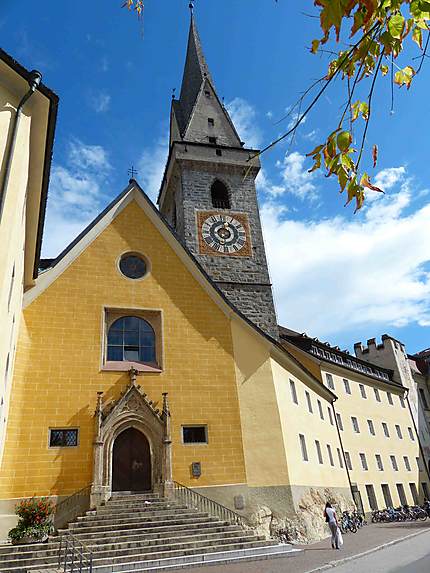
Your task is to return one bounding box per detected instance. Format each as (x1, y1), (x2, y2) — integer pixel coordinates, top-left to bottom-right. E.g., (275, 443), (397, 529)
(0, 492), (296, 572)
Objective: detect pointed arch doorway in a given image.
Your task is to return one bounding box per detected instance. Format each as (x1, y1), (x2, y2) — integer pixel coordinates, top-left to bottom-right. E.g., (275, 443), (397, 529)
(112, 427), (152, 492)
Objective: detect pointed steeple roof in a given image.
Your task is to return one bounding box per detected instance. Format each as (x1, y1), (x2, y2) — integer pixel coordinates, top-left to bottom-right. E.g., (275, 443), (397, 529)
(177, 13), (214, 132)
(170, 13), (243, 148)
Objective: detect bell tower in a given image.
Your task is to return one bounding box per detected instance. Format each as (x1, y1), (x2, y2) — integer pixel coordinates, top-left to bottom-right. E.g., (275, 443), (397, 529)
(158, 8), (278, 339)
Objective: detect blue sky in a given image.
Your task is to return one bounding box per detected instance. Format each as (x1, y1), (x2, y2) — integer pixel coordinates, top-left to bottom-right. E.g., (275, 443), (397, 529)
(1, 1), (429, 353)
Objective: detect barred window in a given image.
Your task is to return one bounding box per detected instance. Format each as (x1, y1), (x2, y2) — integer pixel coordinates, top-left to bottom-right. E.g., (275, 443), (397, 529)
(49, 428), (78, 448)
(182, 425), (208, 444)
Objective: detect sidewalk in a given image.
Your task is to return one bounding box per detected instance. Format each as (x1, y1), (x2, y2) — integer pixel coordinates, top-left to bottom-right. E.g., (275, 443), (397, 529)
(179, 521), (429, 573)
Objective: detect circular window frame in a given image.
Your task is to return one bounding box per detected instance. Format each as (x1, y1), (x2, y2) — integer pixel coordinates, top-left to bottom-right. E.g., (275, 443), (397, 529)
(117, 251), (151, 282)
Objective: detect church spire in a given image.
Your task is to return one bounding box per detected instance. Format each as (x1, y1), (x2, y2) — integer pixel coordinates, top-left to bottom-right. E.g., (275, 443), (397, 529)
(170, 11), (242, 147)
(176, 11), (215, 134)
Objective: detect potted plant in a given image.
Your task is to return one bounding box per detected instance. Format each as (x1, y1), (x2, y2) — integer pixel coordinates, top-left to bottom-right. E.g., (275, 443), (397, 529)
(8, 497), (54, 544)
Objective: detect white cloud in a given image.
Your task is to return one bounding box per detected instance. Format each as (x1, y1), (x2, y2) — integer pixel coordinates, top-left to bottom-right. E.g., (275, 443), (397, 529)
(261, 166), (430, 337)
(287, 111), (307, 131)
(226, 97), (262, 149)
(258, 152), (318, 200)
(374, 166), (406, 191)
(88, 90), (111, 113)
(42, 139), (112, 257)
(138, 134), (169, 203)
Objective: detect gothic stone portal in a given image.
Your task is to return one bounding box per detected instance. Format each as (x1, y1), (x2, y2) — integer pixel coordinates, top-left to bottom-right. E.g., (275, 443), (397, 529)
(112, 427), (151, 492)
(91, 383), (172, 506)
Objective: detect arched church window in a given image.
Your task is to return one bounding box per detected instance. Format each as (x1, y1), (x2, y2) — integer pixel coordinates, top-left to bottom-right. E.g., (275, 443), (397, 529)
(211, 180), (230, 209)
(107, 316), (156, 363)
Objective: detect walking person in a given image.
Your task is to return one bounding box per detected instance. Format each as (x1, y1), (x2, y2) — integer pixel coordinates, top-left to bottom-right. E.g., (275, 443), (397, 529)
(324, 502), (341, 550)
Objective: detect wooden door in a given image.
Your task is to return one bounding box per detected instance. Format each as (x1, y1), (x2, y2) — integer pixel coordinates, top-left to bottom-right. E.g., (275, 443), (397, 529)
(112, 428), (151, 492)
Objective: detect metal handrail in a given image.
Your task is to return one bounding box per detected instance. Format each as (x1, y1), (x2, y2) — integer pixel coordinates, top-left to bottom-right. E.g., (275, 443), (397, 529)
(173, 481), (248, 527)
(58, 532), (93, 573)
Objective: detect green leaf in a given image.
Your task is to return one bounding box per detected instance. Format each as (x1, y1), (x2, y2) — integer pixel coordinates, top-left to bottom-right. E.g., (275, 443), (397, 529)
(388, 13), (405, 39)
(337, 130), (352, 152)
(306, 144), (324, 157)
(412, 26), (423, 48)
(311, 39), (320, 54)
(394, 65), (416, 89)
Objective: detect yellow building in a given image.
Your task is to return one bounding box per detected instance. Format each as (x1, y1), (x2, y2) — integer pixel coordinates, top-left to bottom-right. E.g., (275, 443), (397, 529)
(1, 16), (429, 546)
(0, 49), (57, 466)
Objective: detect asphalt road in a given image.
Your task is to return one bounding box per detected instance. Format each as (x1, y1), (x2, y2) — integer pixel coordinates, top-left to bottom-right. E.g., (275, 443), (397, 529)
(330, 528), (430, 573)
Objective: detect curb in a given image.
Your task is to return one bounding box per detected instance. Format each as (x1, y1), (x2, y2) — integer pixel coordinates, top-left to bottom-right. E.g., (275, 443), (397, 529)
(304, 527), (429, 573)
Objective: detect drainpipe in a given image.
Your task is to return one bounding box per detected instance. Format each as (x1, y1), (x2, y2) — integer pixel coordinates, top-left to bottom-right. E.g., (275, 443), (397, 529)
(0, 70), (42, 222)
(331, 398), (356, 508)
(405, 388), (430, 484)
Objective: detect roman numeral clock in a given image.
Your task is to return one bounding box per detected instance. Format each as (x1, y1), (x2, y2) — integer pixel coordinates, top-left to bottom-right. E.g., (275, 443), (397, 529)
(196, 211), (252, 257)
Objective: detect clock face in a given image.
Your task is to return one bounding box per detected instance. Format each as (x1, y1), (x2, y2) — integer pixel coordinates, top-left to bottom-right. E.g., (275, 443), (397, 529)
(197, 211), (252, 257)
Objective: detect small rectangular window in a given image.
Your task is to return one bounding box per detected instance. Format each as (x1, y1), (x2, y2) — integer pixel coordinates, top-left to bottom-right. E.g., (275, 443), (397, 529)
(404, 456), (411, 471)
(209, 136), (217, 144)
(305, 391), (313, 414)
(366, 484), (378, 510)
(408, 427), (415, 441)
(216, 149), (222, 156)
(374, 388), (381, 402)
(375, 454), (384, 471)
(399, 395), (406, 408)
(359, 384), (367, 399)
(344, 451), (352, 470)
(336, 412), (344, 431)
(317, 399), (324, 420)
(419, 388), (429, 409)
(337, 448), (344, 468)
(49, 428), (79, 448)
(327, 444), (334, 466)
(410, 483), (419, 505)
(351, 416), (360, 433)
(208, 117), (215, 126)
(382, 484), (393, 507)
(290, 380), (298, 404)
(343, 379), (351, 394)
(396, 483), (407, 505)
(395, 424), (403, 439)
(390, 455), (399, 471)
(360, 453), (368, 470)
(387, 392), (394, 405)
(382, 422), (390, 437)
(328, 407), (334, 426)
(315, 440), (323, 464)
(204, 89), (211, 98)
(299, 434), (308, 461)
(182, 425), (208, 444)
(326, 373), (335, 390)
(367, 419), (375, 436)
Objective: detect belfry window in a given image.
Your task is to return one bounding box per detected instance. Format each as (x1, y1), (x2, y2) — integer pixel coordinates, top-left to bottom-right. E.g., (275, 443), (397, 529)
(211, 180), (230, 209)
(107, 316), (156, 364)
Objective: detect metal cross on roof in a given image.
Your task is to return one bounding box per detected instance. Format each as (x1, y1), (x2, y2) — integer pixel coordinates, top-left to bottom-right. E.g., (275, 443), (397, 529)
(128, 165), (138, 179)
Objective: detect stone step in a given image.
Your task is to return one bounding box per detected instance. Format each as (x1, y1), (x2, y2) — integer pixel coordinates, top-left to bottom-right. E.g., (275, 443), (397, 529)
(77, 507), (191, 523)
(96, 502), (183, 514)
(0, 535), (268, 570)
(0, 528), (251, 561)
(104, 544), (297, 573)
(61, 520), (236, 542)
(89, 540), (286, 573)
(67, 514), (217, 534)
(110, 492), (161, 502)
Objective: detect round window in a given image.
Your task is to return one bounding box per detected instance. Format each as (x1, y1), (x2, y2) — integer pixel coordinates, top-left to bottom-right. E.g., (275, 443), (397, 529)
(119, 253), (147, 279)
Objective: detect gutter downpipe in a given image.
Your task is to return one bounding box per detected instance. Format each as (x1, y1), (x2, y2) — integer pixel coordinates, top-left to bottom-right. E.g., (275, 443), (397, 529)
(0, 70), (42, 222)
(405, 387), (430, 485)
(331, 397), (357, 509)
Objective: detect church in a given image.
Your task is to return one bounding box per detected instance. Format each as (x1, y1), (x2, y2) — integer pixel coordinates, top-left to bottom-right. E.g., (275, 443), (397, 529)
(0, 10), (429, 551)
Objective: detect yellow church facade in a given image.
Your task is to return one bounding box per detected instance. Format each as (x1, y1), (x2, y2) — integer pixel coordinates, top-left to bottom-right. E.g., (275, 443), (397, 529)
(1, 14), (429, 545)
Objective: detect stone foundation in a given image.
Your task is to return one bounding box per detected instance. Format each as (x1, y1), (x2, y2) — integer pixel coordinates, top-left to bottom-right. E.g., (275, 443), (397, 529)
(193, 483), (353, 544)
